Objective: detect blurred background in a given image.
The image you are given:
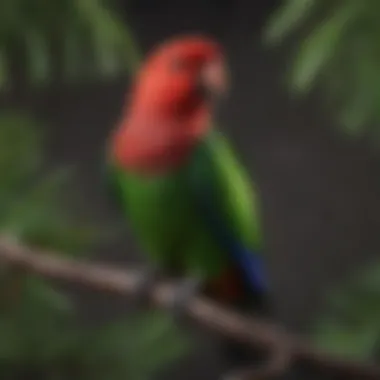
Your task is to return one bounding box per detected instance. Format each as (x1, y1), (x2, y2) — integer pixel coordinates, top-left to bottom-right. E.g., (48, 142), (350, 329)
(1, 0), (380, 379)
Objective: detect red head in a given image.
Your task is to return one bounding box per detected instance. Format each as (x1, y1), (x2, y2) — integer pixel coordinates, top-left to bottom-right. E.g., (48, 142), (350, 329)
(111, 35), (227, 173)
(130, 35), (227, 115)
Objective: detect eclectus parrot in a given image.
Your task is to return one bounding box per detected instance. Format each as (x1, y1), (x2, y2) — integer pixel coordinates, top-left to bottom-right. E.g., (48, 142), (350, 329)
(106, 35), (271, 372)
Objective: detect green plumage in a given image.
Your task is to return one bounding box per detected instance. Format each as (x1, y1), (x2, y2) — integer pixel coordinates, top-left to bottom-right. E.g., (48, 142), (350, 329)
(108, 130), (264, 287)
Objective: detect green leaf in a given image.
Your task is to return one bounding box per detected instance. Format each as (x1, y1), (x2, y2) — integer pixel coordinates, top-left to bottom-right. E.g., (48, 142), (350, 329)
(62, 25), (84, 81)
(312, 260), (380, 360)
(79, 311), (191, 380)
(118, 24), (142, 74)
(335, 35), (379, 136)
(313, 319), (380, 359)
(290, 1), (358, 93)
(0, 0), (140, 89)
(73, 0), (140, 76)
(263, 0), (317, 45)
(338, 92), (372, 137)
(0, 168), (73, 239)
(23, 277), (73, 316)
(90, 32), (122, 78)
(264, 0), (380, 136)
(24, 29), (51, 86)
(0, 276), (76, 367)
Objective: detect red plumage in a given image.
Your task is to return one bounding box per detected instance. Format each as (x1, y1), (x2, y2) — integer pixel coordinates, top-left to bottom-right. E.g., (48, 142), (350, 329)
(111, 35), (226, 174)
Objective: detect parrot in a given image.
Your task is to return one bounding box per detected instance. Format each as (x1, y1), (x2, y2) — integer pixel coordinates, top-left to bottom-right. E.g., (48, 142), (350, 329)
(106, 34), (271, 374)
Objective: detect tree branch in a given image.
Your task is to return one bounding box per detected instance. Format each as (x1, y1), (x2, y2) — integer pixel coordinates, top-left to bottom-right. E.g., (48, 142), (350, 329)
(0, 236), (379, 379)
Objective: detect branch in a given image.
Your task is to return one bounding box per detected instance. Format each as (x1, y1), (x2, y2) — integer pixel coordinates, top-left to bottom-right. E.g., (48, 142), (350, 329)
(0, 237), (379, 380)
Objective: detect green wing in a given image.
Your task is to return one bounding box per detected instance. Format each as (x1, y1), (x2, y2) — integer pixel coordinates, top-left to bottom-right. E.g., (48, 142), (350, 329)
(189, 130), (264, 251)
(188, 130), (267, 293)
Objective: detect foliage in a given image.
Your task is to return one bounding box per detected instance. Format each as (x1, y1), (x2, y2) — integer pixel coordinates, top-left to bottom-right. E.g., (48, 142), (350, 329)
(264, 0), (380, 363)
(79, 311), (190, 380)
(311, 261), (380, 361)
(0, 1), (189, 379)
(0, 0), (141, 89)
(263, 0), (380, 138)
(0, 114), (189, 380)
(0, 112), (107, 253)
(0, 276), (188, 379)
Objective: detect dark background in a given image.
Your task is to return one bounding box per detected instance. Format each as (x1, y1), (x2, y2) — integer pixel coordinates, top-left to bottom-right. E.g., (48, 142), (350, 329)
(5, 0), (380, 378)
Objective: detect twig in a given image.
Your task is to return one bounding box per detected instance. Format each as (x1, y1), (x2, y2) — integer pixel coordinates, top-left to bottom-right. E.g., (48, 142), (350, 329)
(0, 236), (379, 380)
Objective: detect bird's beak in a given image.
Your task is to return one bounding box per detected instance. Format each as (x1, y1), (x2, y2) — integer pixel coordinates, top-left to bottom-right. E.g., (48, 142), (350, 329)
(199, 59), (228, 100)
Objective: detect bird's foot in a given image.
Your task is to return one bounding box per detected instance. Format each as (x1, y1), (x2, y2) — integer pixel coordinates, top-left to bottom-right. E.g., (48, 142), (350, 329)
(168, 276), (203, 322)
(132, 265), (159, 308)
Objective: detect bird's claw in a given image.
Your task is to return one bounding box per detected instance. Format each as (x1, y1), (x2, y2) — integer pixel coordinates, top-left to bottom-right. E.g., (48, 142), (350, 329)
(169, 277), (202, 322)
